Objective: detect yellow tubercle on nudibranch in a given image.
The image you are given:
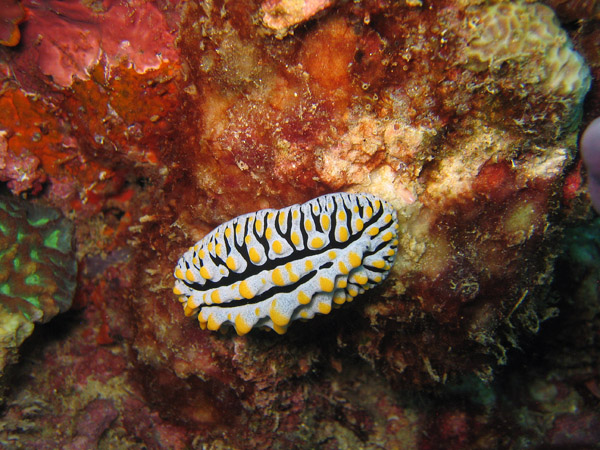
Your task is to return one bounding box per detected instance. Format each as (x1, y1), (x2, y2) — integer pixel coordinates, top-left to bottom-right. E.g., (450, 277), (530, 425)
(172, 192), (399, 335)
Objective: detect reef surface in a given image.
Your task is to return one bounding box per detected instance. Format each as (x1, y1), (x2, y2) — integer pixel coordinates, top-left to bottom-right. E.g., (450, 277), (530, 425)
(0, 0), (598, 448)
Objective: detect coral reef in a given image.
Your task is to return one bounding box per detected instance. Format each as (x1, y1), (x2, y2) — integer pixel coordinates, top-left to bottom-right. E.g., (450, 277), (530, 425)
(463, 1), (590, 124)
(0, 0), (597, 448)
(0, 1), (182, 216)
(0, 194), (76, 377)
(8, 0), (178, 89)
(134, 0), (591, 390)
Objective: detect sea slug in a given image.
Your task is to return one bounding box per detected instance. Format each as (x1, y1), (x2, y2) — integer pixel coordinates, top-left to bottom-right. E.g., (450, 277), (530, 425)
(173, 192), (399, 335)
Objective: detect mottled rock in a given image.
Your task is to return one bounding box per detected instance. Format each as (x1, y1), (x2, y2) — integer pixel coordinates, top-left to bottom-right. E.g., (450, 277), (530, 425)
(261, 0), (335, 38)
(139, 0), (592, 393)
(0, 134), (46, 195)
(0, 0), (24, 47)
(0, 0), (597, 448)
(9, 0), (178, 88)
(64, 399), (118, 450)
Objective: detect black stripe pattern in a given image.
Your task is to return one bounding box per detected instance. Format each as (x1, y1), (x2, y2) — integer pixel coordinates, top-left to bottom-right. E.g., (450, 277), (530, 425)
(173, 192), (399, 335)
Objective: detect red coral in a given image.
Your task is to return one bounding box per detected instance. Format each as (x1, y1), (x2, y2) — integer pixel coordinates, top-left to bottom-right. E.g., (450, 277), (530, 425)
(0, 134), (46, 194)
(10, 0), (178, 89)
(473, 160), (517, 203)
(562, 160), (584, 203)
(0, 0), (24, 47)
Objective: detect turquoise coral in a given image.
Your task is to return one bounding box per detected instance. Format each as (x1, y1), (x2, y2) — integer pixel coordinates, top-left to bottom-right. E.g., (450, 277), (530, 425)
(0, 194), (77, 374)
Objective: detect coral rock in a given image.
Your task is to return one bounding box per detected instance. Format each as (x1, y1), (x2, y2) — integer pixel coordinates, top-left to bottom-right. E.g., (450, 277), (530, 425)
(156, 0), (590, 387)
(0, 134), (47, 195)
(113, 14), (592, 448)
(9, 0), (178, 89)
(64, 399), (118, 450)
(464, 1), (591, 108)
(0, 0), (24, 47)
(261, 0), (335, 38)
(0, 0), (597, 447)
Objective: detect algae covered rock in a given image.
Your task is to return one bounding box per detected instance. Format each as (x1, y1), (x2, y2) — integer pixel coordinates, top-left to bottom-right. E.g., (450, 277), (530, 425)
(0, 0), (597, 447)
(0, 194), (77, 375)
(133, 0), (592, 390)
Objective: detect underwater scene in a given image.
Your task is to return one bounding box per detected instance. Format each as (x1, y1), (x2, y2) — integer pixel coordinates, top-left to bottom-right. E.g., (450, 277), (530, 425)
(0, 0), (599, 448)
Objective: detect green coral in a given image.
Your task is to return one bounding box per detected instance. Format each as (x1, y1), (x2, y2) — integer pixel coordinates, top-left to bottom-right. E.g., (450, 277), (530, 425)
(464, 1), (591, 106)
(0, 194), (77, 374)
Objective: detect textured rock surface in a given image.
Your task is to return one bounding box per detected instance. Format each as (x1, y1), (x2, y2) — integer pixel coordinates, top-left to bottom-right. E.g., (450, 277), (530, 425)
(137, 0), (590, 386)
(0, 0), (24, 47)
(8, 0), (178, 89)
(261, 0), (335, 38)
(464, 2), (590, 104)
(0, 134), (46, 195)
(0, 0), (597, 448)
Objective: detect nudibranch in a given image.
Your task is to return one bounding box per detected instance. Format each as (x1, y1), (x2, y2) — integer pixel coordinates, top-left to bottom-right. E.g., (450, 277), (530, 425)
(173, 193), (399, 335)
